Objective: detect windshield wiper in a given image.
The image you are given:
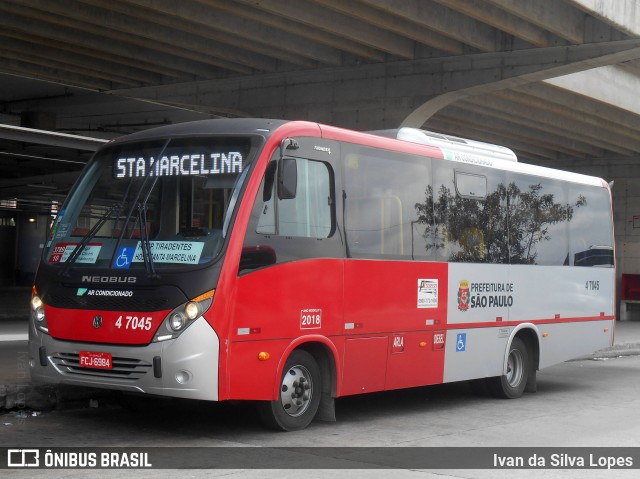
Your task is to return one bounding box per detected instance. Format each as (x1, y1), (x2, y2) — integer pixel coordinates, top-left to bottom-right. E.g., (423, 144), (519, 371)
(111, 139), (169, 279)
(136, 175), (160, 279)
(58, 200), (125, 278)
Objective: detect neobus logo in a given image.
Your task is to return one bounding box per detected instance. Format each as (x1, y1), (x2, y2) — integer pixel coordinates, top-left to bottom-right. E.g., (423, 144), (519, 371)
(81, 276), (137, 284)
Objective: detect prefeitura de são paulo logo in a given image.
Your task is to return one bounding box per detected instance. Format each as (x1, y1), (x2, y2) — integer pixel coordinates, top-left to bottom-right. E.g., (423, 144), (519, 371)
(458, 279), (470, 311)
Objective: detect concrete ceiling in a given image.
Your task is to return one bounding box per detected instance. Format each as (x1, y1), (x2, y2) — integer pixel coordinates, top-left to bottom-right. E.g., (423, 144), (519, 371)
(2, 0), (640, 212)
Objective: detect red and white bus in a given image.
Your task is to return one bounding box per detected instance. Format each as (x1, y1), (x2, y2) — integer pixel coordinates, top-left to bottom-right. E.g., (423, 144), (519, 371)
(29, 119), (615, 430)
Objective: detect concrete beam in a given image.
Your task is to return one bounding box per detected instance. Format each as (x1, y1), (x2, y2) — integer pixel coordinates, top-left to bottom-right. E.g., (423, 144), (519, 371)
(515, 82), (640, 132)
(433, 0), (563, 48)
(568, 0), (640, 36)
(114, 0), (338, 67)
(0, 57), (116, 92)
(493, 89), (640, 147)
(311, 0), (466, 54)
(358, 0), (497, 52)
(402, 39), (640, 127)
(0, 124), (107, 151)
(232, 0), (415, 58)
(460, 95), (637, 155)
(1, 41), (142, 89)
(208, 0), (386, 61)
(544, 65), (640, 118)
(1, 35), (161, 86)
(438, 103), (608, 157)
(10, 0), (255, 74)
(484, 0), (586, 44)
(110, 40), (640, 132)
(0, 9), (219, 81)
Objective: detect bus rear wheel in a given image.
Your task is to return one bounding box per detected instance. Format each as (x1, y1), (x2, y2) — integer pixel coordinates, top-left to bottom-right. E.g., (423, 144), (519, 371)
(258, 350), (321, 431)
(488, 337), (529, 399)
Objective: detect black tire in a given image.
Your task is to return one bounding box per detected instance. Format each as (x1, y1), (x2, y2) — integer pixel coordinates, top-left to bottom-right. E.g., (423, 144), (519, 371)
(258, 349), (321, 431)
(487, 337), (529, 399)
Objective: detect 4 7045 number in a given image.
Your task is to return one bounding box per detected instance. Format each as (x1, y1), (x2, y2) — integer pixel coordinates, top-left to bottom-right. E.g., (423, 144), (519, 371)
(115, 315), (152, 331)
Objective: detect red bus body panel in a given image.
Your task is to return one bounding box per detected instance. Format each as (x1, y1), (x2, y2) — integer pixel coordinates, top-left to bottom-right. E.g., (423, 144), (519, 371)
(212, 121), (449, 401)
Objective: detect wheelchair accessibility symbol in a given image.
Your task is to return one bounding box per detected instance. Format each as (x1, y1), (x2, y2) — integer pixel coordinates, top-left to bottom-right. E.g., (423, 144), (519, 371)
(113, 246), (134, 269)
(456, 333), (466, 352)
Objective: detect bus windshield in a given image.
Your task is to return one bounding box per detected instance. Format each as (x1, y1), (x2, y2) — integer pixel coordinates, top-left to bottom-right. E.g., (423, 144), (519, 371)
(44, 136), (252, 271)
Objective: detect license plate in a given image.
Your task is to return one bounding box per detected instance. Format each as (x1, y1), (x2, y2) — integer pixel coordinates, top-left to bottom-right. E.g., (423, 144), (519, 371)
(79, 351), (112, 370)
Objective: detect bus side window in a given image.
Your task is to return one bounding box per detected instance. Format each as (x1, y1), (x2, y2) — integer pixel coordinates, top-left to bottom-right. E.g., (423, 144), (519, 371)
(506, 174), (569, 266)
(257, 157), (334, 238)
(569, 185), (613, 267)
(241, 157), (336, 273)
(433, 165), (507, 263)
(343, 145), (432, 260)
(277, 158), (333, 238)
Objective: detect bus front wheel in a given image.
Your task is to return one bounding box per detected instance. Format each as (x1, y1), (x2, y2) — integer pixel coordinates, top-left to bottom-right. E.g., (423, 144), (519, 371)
(258, 350), (321, 431)
(488, 337), (529, 399)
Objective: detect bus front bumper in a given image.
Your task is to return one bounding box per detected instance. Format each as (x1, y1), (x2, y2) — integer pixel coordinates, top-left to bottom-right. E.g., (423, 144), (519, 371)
(28, 317), (220, 401)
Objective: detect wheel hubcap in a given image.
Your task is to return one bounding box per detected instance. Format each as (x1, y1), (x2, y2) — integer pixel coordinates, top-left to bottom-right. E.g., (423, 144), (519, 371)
(280, 365), (313, 417)
(506, 347), (525, 388)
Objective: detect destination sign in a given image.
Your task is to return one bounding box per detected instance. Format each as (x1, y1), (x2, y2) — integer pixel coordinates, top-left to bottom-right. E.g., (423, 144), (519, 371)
(132, 241), (205, 265)
(115, 152), (244, 179)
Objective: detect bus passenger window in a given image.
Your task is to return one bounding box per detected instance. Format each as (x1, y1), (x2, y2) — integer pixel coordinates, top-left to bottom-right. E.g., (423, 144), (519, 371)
(433, 165), (507, 264)
(569, 185), (613, 267)
(506, 175), (570, 266)
(343, 145), (431, 260)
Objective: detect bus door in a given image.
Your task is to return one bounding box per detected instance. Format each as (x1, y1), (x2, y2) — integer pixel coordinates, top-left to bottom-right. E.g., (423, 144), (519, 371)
(230, 138), (344, 400)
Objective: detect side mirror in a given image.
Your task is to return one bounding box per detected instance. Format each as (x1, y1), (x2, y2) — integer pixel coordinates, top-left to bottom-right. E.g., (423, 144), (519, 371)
(277, 158), (297, 199)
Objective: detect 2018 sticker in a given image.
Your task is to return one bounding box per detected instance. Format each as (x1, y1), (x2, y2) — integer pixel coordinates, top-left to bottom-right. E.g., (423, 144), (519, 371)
(300, 309), (322, 330)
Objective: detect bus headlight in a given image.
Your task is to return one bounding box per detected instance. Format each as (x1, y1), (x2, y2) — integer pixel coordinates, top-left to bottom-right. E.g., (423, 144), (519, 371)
(185, 301), (200, 320)
(31, 295), (43, 311)
(153, 290), (215, 342)
(170, 311), (187, 331)
(31, 295), (46, 322)
(35, 307), (46, 322)
(30, 291), (49, 333)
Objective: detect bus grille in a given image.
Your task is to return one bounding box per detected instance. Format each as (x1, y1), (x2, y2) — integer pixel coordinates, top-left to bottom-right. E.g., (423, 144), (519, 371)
(50, 352), (152, 381)
(47, 294), (169, 312)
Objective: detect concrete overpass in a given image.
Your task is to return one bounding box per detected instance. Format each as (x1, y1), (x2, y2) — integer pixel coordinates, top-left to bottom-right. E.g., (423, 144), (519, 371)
(1, 0), (640, 287)
(2, 1), (640, 164)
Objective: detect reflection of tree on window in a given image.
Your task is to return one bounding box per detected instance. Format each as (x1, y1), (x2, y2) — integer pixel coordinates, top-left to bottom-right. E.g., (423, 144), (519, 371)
(415, 183), (507, 263)
(507, 183), (585, 264)
(414, 182), (585, 264)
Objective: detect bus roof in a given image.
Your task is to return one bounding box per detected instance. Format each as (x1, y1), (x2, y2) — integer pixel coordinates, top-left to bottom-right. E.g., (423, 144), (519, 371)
(102, 118), (608, 190)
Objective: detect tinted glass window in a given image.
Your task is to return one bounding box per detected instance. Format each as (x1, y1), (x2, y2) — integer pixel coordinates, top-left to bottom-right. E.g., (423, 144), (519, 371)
(569, 185), (613, 267)
(256, 158), (333, 238)
(241, 155), (338, 273)
(45, 137), (251, 270)
(343, 144), (432, 260)
(506, 174), (574, 266)
(432, 164), (507, 263)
